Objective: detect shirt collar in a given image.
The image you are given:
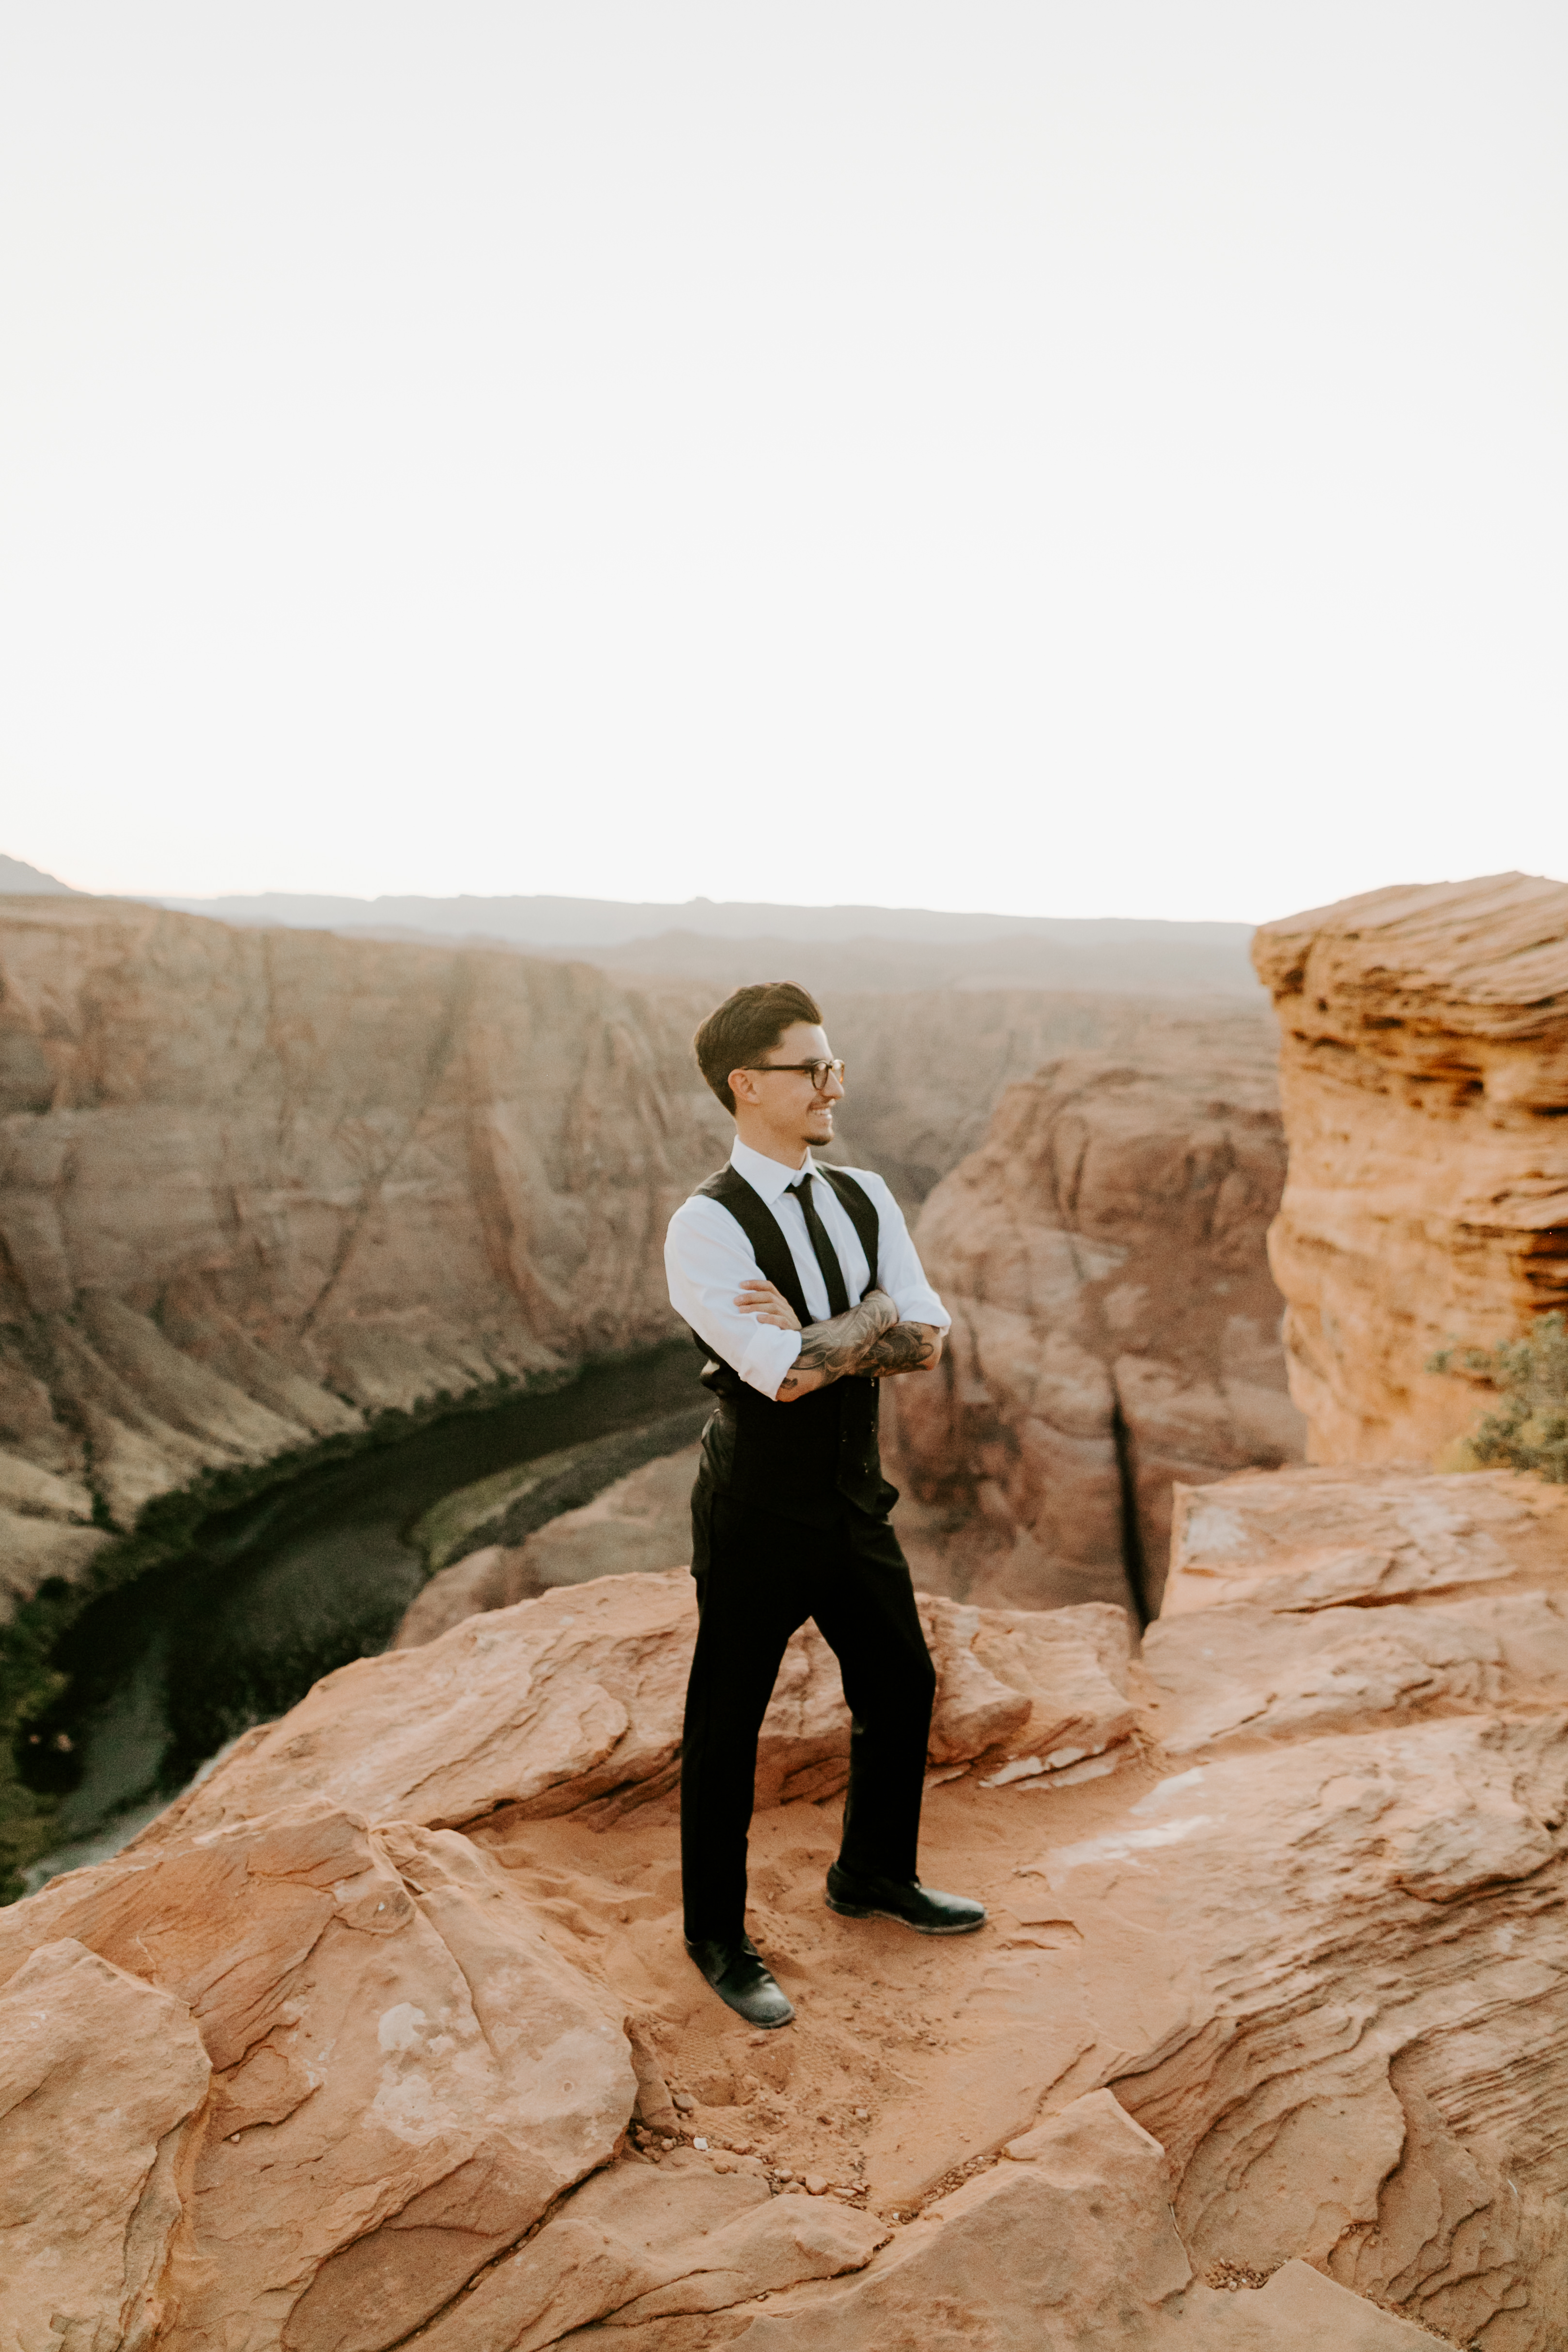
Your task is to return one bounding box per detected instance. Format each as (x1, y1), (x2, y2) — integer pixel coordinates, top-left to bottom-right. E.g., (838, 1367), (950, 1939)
(729, 1135), (816, 1205)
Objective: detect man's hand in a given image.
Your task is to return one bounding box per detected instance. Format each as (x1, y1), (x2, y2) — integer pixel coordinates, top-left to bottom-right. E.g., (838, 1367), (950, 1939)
(735, 1278), (801, 1332)
(775, 1289), (944, 1402)
(856, 1321), (945, 1379)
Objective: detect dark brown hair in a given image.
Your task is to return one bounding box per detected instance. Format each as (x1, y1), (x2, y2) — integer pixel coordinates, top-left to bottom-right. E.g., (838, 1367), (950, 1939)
(694, 982), (823, 1115)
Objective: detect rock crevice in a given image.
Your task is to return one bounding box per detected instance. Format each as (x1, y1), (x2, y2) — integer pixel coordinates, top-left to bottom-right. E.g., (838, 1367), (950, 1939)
(889, 1046), (1304, 1613)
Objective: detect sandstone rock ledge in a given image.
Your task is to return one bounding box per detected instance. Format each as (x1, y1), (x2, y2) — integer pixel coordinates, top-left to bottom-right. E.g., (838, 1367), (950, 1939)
(1253, 871), (1568, 1464)
(5, 1465), (1568, 2349)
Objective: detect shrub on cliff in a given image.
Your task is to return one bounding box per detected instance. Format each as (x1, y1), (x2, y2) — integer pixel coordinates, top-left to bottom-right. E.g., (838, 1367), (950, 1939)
(1430, 1312), (1568, 1484)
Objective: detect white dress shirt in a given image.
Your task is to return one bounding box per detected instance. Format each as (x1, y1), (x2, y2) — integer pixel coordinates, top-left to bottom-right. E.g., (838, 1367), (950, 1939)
(665, 1137), (950, 1402)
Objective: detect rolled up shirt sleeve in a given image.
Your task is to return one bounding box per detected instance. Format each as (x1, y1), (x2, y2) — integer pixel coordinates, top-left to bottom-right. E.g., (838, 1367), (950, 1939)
(857, 1171), (950, 1332)
(665, 1198), (804, 1401)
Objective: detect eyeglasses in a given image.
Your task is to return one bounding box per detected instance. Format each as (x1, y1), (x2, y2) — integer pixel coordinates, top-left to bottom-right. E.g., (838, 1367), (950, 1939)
(742, 1059), (846, 1089)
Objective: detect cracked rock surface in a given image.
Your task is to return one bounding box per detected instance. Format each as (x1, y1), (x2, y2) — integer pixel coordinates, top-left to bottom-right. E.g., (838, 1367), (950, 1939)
(4, 1462), (1567, 2347)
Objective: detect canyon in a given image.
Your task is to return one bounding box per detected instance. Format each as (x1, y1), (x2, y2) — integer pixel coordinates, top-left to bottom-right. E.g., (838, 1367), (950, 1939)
(384, 1012), (1297, 1635)
(7, 869), (1568, 2345)
(0, 890), (1279, 1888)
(0, 894), (727, 1888)
(408, 1025), (1304, 1631)
(0, 897), (1273, 1586)
(0, 897), (727, 1536)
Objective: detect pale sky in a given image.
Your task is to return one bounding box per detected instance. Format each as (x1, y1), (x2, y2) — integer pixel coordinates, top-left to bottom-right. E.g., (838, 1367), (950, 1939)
(3, 2), (1563, 922)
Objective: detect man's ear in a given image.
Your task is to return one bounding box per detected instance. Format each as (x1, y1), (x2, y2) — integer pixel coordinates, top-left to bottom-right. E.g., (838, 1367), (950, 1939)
(729, 1067), (758, 1108)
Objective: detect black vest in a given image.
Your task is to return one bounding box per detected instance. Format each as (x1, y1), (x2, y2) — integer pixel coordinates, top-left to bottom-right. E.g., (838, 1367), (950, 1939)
(688, 1163), (897, 1528)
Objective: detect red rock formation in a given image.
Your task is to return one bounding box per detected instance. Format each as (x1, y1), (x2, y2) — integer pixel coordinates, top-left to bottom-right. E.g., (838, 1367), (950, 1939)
(0, 899), (1268, 1609)
(0, 896), (729, 1583)
(0, 900), (1282, 1898)
(15, 876), (1568, 2343)
(889, 1042), (1304, 1616)
(820, 989), (1275, 1204)
(4, 1465), (1565, 2345)
(1253, 871), (1568, 1464)
(135, 1569), (1133, 1840)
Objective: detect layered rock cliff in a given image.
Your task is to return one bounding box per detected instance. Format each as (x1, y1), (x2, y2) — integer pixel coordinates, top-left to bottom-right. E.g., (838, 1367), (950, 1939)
(0, 897), (730, 1588)
(889, 1039), (1304, 1615)
(0, 898), (1280, 1896)
(0, 899), (1273, 1604)
(1254, 871), (1568, 1463)
(6, 1463), (1568, 2348)
(12, 875), (1568, 2343)
(820, 990), (1273, 1204)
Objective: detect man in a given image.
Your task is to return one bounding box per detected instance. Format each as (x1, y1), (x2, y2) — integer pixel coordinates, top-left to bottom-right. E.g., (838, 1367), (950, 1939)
(665, 980), (985, 2029)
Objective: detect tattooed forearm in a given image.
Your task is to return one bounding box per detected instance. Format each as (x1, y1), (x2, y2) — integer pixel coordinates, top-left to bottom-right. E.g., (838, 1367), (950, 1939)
(775, 1288), (898, 1401)
(775, 1297), (946, 1400)
(857, 1321), (942, 1377)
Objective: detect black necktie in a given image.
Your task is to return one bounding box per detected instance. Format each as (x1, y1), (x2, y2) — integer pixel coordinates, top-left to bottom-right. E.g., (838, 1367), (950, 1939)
(788, 1173), (850, 1320)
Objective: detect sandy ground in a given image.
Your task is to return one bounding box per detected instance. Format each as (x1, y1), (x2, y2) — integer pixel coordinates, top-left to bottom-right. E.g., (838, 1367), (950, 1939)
(471, 1747), (1158, 2214)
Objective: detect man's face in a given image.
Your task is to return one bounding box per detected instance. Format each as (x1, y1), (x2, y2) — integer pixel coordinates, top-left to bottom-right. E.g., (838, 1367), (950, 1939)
(737, 1020), (845, 1153)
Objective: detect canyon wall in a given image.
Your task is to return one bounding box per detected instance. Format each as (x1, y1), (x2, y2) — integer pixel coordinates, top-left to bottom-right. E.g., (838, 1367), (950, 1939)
(889, 1038), (1304, 1616)
(0, 900), (1273, 1604)
(1254, 871), (1568, 1464)
(820, 990), (1273, 1204)
(0, 898), (1277, 1890)
(0, 896), (728, 1601)
(15, 874), (1568, 2342)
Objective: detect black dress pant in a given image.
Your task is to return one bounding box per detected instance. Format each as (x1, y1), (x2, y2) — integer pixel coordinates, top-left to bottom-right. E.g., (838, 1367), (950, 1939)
(680, 1484), (937, 1944)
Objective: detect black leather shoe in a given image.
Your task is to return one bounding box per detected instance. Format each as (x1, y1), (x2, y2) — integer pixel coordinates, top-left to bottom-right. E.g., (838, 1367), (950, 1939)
(684, 1935), (796, 2028)
(825, 1863), (986, 1935)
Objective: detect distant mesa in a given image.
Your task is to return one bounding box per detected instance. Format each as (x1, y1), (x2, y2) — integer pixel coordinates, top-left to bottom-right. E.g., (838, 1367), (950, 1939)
(0, 857), (1261, 994)
(1, 858), (1264, 995)
(0, 854), (84, 895)
(145, 887), (1255, 950)
(143, 889), (1264, 998)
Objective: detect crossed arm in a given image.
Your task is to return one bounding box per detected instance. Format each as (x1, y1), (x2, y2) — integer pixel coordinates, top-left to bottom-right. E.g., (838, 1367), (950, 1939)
(736, 1279), (945, 1403)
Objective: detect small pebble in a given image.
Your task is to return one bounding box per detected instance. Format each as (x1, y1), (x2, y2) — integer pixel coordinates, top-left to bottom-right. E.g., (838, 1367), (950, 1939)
(693, 2136), (708, 2150)
(776, 2169), (794, 2183)
(713, 2158), (733, 2173)
(805, 2174), (828, 2196)
(673, 2093), (695, 2112)
(659, 2139), (675, 2152)
(853, 2107), (870, 2121)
